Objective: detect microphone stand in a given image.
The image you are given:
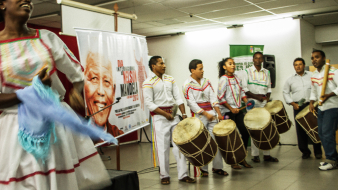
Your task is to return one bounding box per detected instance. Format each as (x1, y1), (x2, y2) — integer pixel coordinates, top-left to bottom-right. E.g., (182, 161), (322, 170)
(85, 97), (121, 119)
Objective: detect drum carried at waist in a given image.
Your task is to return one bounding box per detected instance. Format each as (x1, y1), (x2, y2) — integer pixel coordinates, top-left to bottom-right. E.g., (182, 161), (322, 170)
(244, 108), (280, 150)
(173, 117), (218, 167)
(213, 120), (247, 165)
(264, 100), (292, 134)
(295, 102), (320, 143)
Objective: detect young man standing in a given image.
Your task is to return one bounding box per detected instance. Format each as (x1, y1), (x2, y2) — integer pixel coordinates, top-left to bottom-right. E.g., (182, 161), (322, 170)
(283, 58), (322, 159)
(143, 56), (195, 184)
(183, 59), (227, 177)
(242, 52), (279, 163)
(309, 50), (338, 171)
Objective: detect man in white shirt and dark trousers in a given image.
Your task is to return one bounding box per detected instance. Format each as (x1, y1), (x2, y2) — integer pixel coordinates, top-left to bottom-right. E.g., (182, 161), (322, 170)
(242, 52), (279, 163)
(183, 59), (228, 177)
(143, 56), (196, 184)
(283, 58), (322, 159)
(309, 50), (338, 171)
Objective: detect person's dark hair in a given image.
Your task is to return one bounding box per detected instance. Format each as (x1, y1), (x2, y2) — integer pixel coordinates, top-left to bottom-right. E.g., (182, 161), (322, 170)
(312, 50), (326, 58)
(218, 57), (233, 78)
(148, 56), (162, 71)
(0, 0), (4, 23)
(189, 59), (202, 73)
(253, 51), (263, 58)
(293, 58), (305, 65)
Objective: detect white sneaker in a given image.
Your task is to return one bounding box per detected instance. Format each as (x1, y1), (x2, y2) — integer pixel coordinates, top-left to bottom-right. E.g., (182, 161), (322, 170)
(319, 162), (325, 166)
(318, 162), (336, 171)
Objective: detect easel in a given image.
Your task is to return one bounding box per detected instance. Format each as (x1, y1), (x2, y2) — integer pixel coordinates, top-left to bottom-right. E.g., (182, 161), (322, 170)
(114, 3), (121, 171)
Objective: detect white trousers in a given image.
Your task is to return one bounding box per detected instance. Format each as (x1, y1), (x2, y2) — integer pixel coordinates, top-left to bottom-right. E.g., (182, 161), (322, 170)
(195, 110), (223, 171)
(153, 115), (188, 179)
(248, 99), (270, 156)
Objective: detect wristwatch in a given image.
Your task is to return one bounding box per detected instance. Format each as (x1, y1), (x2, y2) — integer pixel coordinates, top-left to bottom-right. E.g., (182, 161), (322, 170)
(182, 114), (187, 116)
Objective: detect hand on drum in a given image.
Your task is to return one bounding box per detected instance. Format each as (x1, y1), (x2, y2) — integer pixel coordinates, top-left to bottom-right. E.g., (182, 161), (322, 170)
(203, 112), (215, 121)
(291, 102), (299, 110)
(165, 112), (174, 121)
(38, 68), (52, 87)
(182, 115), (188, 120)
(217, 114), (223, 121)
(309, 103), (315, 113)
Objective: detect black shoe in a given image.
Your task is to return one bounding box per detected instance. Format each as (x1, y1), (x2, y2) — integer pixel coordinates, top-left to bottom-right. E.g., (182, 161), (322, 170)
(251, 156), (260, 163)
(302, 153), (310, 159)
(315, 154), (322, 159)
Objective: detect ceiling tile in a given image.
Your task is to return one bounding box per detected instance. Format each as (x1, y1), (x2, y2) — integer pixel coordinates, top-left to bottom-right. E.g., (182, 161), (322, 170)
(31, 3), (60, 17)
(179, 0), (250, 14)
(175, 15), (204, 22)
(135, 9), (187, 22)
(160, 0), (227, 9)
(118, 3), (171, 15)
(99, 0), (152, 9)
(213, 11), (272, 22)
(197, 5), (261, 19)
(304, 12), (338, 26)
(269, 0), (338, 14)
(257, 0), (328, 9)
(132, 22), (157, 29)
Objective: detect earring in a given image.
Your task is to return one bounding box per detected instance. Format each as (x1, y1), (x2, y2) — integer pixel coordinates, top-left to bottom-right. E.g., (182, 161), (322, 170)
(2, 7), (5, 11)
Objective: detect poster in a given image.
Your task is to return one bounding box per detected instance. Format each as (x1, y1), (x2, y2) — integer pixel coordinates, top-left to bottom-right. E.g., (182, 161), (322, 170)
(76, 28), (150, 141)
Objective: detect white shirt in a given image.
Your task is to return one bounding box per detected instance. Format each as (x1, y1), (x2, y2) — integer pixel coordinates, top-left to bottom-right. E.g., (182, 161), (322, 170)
(0, 29), (83, 102)
(242, 65), (272, 95)
(217, 74), (246, 113)
(283, 71), (312, 104)
(142, 72), (183, 112)
(310, 66), (338, 111)
(182, 76), (219, 114)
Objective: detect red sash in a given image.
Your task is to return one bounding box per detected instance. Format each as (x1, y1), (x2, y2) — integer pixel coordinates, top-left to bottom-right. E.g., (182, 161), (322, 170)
(150, 106), (173, 116)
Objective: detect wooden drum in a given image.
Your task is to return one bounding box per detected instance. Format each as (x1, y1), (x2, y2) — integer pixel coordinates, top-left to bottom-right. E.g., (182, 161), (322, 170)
(213, 120), (247, 165)
(265, 100), (292, 134)
(295, 102), (321, 143)
(244, 108), (280, 150)
(173, 117), (218, 167)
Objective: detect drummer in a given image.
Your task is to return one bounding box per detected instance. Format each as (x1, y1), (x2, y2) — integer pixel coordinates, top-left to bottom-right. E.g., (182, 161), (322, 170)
(242, 52), (279, 163)
(309, 50), (338, 171)
(183, 59), (228, 177)
(283, 58), (322, 159)
(217, 58), (253, 169)
(142, 56), (195, 184)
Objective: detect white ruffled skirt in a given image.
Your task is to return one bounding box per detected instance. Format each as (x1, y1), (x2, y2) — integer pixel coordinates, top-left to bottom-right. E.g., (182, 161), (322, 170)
(0, 103), (111, 190)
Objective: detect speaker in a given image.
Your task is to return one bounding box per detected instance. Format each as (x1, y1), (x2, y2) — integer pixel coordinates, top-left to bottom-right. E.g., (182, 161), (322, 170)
(263, 54), (276, 88)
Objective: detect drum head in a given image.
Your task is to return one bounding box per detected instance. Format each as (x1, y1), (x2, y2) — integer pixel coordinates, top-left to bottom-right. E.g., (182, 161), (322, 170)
(173, 117), (204, 145)
(244, 108), (271, 130)
(213, 120), (236, 136)
(264, 100), (283, 114)
(296, 101), (318, 119)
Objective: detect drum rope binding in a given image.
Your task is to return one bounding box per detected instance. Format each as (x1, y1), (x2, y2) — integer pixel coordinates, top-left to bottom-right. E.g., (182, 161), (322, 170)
(296, 110), (320, 143)
(177, 129), (217, 166)
(251, 120), (278, 150)
(273, 108), (292, 128)
(217, 129), (245, 164)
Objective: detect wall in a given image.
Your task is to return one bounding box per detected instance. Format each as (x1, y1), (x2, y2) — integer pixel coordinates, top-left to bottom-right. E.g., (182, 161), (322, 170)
(315, 23), (338, 43)
(147, 18), (302, 144)
(322, 44), (338, 64)
(300, 20), (322, 66)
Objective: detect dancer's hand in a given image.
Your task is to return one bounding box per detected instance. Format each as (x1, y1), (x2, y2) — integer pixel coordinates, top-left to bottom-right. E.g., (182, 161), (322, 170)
(38, 68), (52, 87)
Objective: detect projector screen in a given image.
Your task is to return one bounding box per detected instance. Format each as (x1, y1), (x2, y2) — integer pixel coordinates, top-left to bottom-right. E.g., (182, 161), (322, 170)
(61, 5), (132, 36)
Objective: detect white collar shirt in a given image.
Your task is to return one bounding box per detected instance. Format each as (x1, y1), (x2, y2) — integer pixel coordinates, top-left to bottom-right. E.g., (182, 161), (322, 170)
(310, 67), (338, 111)
(182, 76), (219, 114)
(283, 71), (312, 104)
(142, 72), (183, 112)
(242, 65), (272, 95)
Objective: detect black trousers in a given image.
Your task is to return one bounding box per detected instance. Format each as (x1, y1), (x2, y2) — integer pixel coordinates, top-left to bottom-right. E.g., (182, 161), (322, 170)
(225, 111), (250, 149)
(294, 102), (322, 155)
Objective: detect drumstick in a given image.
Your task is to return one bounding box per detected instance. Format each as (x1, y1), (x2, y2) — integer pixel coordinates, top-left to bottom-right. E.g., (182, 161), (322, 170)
(319, 59), (330, 106)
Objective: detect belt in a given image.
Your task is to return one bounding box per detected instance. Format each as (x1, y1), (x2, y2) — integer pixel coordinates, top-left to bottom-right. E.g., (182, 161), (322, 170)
(191, 102), (213, 115)
(150, 106), (173, 116)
